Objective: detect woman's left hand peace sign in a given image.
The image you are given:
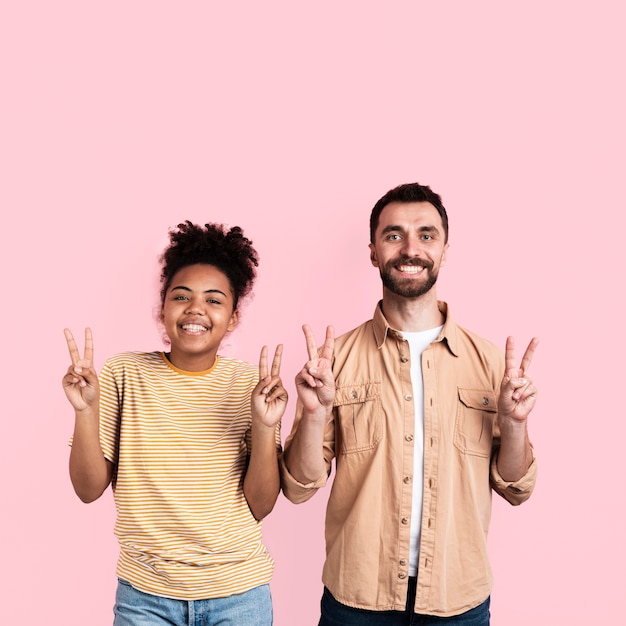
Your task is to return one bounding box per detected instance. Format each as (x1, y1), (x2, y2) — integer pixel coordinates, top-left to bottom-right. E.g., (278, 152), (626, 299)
(251, 344), (288, 429)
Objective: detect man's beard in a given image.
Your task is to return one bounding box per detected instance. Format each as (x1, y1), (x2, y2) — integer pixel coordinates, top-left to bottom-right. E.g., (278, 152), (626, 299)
(379, 256), (439, 298)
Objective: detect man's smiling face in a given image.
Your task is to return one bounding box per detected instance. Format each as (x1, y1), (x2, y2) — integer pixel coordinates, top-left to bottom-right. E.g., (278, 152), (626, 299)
(369, 201), (449, 299)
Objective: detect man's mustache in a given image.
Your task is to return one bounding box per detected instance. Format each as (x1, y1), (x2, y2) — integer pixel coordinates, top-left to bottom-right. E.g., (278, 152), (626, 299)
(388, 256), (434, 270)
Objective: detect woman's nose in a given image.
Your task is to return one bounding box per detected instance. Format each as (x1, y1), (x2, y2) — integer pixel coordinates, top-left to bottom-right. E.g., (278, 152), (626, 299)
(185, 298), (205, 314)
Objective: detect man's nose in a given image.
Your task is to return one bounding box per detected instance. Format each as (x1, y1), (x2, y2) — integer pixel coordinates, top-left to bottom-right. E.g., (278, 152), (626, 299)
(401, 234), (423, 258)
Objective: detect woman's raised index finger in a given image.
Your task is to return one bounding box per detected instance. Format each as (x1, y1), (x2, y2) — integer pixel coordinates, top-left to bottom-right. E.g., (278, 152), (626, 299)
(302, 324), (319, 361)
(258, 345), (269, 379)
(83, 327), (94, 364)
(270, 344), (283, 377)
(64, 328), (80, 365)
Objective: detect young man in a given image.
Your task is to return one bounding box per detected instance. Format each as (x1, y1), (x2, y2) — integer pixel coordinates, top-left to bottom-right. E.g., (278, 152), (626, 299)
(281, 183), (538, 625)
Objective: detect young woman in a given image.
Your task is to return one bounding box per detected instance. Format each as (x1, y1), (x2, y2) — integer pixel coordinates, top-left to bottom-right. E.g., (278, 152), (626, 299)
(63, 221), (286, 625)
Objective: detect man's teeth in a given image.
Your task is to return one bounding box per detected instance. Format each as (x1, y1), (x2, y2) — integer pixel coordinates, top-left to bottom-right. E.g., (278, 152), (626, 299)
(399, 265), (423, 274)
(182, 324), (206, 332)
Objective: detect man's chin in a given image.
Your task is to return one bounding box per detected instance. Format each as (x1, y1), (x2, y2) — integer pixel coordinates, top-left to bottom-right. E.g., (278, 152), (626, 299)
(381, 276), (438, 299)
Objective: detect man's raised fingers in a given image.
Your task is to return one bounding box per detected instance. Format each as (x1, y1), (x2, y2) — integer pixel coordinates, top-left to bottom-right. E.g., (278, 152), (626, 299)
(320, 326), (335, 361)
(520, 337), (539, 374)
(302, 324), (319, 361)
(504, 336), (516, 372)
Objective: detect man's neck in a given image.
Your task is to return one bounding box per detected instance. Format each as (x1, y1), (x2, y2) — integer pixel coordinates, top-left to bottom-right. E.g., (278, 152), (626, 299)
(380, 288), (445, 332)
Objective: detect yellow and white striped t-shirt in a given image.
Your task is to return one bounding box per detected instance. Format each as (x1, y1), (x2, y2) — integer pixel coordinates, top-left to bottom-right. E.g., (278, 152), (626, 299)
(98, 351), (279, 600)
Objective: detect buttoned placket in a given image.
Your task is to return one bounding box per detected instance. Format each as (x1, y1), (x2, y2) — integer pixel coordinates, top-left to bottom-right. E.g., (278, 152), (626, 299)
(394, 332), (415, 598)
(414, 340), (439, 608)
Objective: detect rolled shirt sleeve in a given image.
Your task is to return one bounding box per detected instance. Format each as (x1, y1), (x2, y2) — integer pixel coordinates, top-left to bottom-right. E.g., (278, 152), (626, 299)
(279, 452), (329, 504)
(490, 446), (537, 505)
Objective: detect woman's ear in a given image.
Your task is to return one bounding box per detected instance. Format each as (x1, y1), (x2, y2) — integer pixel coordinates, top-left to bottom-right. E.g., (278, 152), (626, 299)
(228, 309), (239, 333)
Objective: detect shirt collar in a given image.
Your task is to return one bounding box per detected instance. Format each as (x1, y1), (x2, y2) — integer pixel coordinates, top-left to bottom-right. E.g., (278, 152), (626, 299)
(372, 300), (460, 357)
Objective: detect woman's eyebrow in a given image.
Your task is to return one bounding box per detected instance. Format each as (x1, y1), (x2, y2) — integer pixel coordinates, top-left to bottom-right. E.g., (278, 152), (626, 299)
(170, 285), (228, 297)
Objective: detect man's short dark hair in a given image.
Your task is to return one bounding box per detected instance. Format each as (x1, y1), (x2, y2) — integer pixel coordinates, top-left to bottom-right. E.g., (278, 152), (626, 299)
(370, 183), (449, 243)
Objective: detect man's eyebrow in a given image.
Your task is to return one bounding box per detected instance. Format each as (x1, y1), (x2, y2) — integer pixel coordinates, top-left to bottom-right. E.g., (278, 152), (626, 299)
(418, 225), (441, 234)
(380, 224), (441, 235)
(380, 224), (404, 235)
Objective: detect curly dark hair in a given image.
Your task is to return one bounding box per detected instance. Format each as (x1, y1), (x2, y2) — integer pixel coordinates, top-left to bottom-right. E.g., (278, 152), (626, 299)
(159, 221), (259, 310)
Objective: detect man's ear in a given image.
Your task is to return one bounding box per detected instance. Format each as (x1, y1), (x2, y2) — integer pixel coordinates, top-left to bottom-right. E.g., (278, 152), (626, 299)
(441, 242), (450, 268)
(369, 243), (379, 268)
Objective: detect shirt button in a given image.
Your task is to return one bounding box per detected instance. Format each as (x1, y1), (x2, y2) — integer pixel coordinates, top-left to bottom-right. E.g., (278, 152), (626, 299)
(403, 476), (412, 484)
(401, 517), (409, 525)
(400, 559), (407, 566)
(351, 391), (358, 399)
(398, 572), (407, 579)
(482, 397), (489, 405)
(405, 394), (413, 401)
(401, 356), (408, 363)
(405, 434), (414, 442)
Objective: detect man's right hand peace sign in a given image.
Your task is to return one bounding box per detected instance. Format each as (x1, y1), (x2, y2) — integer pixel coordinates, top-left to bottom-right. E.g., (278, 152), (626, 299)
(62, 328), (99, 412)
(295, 324), (336, 415)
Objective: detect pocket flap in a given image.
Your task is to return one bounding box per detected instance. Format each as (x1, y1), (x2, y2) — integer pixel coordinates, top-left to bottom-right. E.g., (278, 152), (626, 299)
(458, 388), (497, 412)
(334, 382), (380, 407)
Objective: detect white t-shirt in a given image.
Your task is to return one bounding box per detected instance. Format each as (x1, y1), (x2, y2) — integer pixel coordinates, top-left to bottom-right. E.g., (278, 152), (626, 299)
(402, 326), (443, 576)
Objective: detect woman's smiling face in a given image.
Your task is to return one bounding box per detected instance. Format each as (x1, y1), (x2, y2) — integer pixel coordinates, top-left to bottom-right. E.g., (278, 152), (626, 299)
(160, 263), (238, 371)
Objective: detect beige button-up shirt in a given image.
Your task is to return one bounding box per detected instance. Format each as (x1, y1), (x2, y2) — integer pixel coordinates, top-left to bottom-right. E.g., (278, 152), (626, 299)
(281, 302), (537, 617)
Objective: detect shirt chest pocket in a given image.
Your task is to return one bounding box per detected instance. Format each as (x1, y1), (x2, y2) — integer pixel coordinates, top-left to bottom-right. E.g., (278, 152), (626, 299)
(454, 388), (497, 458)
(334, 382), (382, 454)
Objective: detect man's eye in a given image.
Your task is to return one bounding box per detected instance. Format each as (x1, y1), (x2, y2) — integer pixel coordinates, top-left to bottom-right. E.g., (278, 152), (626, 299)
(388, 234), (401, 241)
(422, 234), (432, 240)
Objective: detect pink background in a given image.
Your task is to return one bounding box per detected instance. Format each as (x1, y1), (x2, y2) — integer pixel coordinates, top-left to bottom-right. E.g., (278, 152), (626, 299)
(2, 2), (624, 624)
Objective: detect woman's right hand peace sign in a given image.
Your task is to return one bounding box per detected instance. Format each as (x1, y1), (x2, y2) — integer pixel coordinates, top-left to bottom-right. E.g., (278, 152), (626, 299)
(62, 328), (99, 412)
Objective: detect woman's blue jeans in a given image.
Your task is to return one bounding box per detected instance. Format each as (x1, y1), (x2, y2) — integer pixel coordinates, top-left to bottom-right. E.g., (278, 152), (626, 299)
(113, 578), (273, 626)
